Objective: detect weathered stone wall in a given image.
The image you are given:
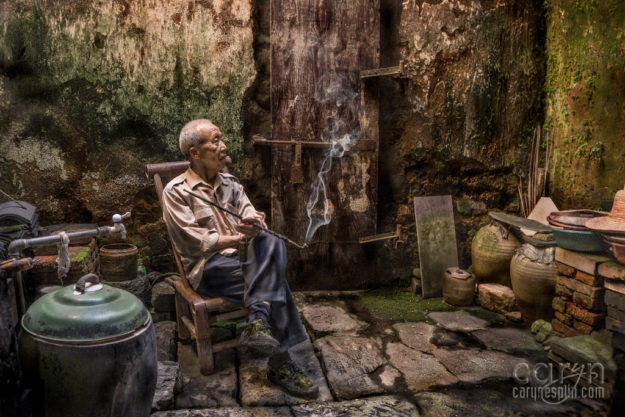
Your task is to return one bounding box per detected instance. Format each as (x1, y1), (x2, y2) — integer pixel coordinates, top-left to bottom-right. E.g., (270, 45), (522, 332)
(544, 0), (625, 209)
(377, 0), (545, 278)
(0, 0), (547, 287)
(0, 0), (255, 269)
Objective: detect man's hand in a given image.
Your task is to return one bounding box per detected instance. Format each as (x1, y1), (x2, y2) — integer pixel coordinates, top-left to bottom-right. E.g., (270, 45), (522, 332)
(236, 216), (266, 239)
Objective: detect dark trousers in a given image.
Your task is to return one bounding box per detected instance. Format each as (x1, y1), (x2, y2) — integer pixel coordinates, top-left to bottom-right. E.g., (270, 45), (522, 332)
(196, 232), (308, 352)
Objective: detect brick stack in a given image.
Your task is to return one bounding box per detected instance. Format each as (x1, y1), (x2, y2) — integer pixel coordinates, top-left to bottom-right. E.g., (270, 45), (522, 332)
(552, 248), (611, 337)
(30, 237), (98, 296)
(599, 262), (625, 333)
(600, 262), (625, 414)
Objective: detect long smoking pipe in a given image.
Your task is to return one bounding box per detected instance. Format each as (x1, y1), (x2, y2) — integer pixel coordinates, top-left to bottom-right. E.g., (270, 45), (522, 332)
(184, 189), (308, 249)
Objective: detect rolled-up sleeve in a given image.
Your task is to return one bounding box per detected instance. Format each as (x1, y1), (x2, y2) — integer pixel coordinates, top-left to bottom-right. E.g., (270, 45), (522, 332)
(162, 186), (220, 257)
(233, 182), (266, 223)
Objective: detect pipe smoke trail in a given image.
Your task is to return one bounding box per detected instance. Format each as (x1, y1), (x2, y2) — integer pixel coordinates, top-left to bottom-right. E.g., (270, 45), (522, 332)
(304, 75), (361, 244)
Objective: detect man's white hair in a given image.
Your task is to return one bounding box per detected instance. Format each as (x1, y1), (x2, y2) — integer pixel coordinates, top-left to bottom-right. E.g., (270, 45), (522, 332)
(179, 119), (215, 158)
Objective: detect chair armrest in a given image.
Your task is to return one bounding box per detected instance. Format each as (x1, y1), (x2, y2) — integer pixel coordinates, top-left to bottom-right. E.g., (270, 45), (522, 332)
(171, 278), (205, 305)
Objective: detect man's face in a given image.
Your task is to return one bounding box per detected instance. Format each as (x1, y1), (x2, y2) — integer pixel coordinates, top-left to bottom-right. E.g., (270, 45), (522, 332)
(190, 124), (228, 174)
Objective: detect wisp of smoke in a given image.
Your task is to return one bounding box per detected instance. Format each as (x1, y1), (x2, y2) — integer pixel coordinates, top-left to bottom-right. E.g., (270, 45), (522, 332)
(304, 75), (361, 244)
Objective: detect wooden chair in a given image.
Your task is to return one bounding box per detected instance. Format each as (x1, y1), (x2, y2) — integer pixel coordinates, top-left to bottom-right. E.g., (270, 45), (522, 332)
(146, 161), (248, 375)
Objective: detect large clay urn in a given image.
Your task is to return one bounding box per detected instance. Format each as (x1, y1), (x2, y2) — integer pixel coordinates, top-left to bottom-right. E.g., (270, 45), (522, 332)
(510, 244), (557, 325)
(471, 222), (520, 285)
(19, 274), (157, 417)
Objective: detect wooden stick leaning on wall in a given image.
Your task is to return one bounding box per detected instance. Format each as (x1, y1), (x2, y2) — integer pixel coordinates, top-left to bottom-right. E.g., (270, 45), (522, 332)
(518, 126), (549, 218)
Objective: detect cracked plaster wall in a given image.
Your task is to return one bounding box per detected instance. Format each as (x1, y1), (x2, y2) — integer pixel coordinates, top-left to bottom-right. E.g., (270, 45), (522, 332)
(0, 0), (255, 270)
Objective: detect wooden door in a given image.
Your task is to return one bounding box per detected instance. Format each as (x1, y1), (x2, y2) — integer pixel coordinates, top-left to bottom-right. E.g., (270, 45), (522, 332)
(270, 0), (380, 289)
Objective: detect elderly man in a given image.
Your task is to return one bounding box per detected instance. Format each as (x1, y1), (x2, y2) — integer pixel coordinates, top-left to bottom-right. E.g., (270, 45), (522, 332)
(162, 119), (317, 398)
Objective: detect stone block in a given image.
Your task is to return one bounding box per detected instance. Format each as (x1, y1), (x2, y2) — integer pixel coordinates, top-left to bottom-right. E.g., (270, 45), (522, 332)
(606, 289), (625, 311)
(504, 311), (523, 322)
(555, 247), (611, 275)
(575, 270), (603, 287)
(155, 321), (177, 362)
(607, 316), (625, 332)
(572, 291), (605, 312)
(387, 343), (457, 391)
(478, 284), (516, 314)
(552, 297), (566, 313)
(552, 318), (579, 337)
(392, 322), (437, 352)
(152, 361), (182, 412)
(598, 262), (625, 281)
(557, 262), (576, 277)
(299, 304), (365, 338)
(566, 303), (604, 326)
(427, 310), (489, 332)
(612, 329), (625, 352)
(433, 348), (529, 384)
(152, 281), (175, 312)
(605, 279), (625, 295)
(176, 345), (238, 408)
(555, 283), (573, 299)
(573, 320), (594, 335)
(554, 311), (573, 327)
(557, 275), (602, 298)
(151, 310), (175, 323)
(472, 328), (543, 355)
(608, 306), (625, 323)
(550, 335), (616, 380)
(315, 336), (385, 400)
(292, 396), (419, 417)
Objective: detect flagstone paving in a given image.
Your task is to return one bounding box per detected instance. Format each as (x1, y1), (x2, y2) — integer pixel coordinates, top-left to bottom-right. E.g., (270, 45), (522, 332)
(472, 327), (545, 356)
(152, 296), (607, 416)
(392, 322), (437, 352)
(386, 342), (458, 391)
(175, 345), (238, 409)
(414, 388), (589, 417)
(300, 303), (366, 337)
(314, 335), (386, 399)
(433, 348), (529, 384)
(428, 310), (490, 332)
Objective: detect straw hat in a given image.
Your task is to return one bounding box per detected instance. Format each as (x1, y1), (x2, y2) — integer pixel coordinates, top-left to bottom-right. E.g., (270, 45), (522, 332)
(586, 189), (625, 233)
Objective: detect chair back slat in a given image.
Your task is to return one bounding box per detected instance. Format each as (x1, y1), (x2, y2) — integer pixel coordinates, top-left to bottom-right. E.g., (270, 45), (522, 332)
(146, 161), (190, 281)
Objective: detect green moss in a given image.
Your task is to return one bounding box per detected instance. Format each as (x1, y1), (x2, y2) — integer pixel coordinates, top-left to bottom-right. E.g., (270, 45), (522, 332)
(0, 1), (254, 164)
(545, 0), (625, 208)
(358, 288), (456, 322)
(70, 247), (91, 268)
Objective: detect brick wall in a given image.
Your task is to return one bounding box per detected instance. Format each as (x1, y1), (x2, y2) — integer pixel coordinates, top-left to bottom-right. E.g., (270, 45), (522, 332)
(552, 248), (610, 337)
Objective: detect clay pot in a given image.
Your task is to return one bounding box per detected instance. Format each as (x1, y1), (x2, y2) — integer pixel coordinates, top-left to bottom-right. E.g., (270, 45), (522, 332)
(99, 243), (138, 282)
(510, 244), (557, 325)
(471, 223), (520, 285)
(443, 267), (476, 306)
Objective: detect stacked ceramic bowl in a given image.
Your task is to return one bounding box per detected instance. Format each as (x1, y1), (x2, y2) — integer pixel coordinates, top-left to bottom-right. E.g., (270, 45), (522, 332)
(547, 209), (610, 253)
(586, 189), (625, 264)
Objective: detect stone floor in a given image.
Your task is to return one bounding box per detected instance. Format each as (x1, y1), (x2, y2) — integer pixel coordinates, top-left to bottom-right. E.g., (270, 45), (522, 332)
(151, 294), (609, 417)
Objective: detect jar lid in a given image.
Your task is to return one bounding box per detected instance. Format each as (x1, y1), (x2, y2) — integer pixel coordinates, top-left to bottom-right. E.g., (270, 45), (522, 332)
(21, 274), (149, 343)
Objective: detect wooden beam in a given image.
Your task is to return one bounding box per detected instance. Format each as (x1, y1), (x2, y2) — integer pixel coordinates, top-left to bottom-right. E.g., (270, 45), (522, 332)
(360, 66), (401, 79)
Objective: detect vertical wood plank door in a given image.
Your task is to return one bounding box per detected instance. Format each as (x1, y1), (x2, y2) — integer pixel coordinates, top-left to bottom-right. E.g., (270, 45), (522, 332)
(270, 0), (380, 289)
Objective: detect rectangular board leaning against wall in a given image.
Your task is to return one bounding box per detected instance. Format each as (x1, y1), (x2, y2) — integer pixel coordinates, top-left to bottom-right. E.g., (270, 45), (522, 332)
(414, 195), (459, 298)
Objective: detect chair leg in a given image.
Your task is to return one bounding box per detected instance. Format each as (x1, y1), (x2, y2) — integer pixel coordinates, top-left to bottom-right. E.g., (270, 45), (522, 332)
(194, 304), (215, 375)
(174, 291), (191, 343)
